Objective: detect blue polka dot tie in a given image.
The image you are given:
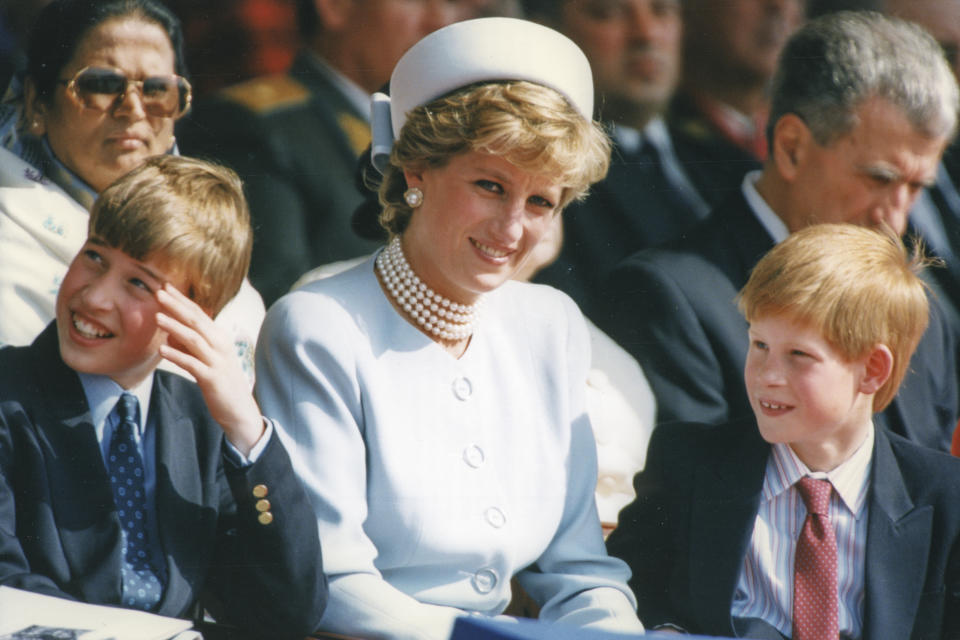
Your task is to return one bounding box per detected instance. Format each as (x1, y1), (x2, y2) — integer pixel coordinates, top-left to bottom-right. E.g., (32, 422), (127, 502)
(793, 477), (839, 640)
(108, 392), (165, 611)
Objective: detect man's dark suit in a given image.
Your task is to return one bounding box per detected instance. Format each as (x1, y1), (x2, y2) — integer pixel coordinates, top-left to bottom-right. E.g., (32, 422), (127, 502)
(606, 417), (960, 639)
(178, 52), (380, 306)
(534, 134), (708, 323)
(0, 324), (327, 638)
(667, 90), (765, 208)
(597, 190), (960, 452)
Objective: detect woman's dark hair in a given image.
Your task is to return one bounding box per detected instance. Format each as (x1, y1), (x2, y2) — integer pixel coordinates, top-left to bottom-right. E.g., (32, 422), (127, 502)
(26, 0), (187, 103)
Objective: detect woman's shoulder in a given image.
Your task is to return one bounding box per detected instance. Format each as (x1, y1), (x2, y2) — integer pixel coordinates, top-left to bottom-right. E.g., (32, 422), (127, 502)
(492, 280), (587, 339)
(263, 256), (382, 339)
(494, 279), (582, 318)
(487, 281), (590, 362)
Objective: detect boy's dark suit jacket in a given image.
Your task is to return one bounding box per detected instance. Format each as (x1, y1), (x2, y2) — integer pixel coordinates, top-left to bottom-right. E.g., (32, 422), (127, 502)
(607, 417), (960, 639)
(0, 323), (326, 638)
(598, 190), (960, 452)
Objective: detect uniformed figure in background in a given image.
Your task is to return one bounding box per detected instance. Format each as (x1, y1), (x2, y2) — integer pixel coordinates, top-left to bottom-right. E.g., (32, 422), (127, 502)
(177, 0), (466, 306)
(524, 0), (711, 323)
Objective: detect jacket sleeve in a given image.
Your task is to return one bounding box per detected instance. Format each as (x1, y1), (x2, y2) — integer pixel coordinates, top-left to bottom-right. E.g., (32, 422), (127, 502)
(514, 294), (644, 634)
(202, 425), (328, 639)
(605, 423), (689, 629)
(0, 402), (78, 601)
(597, 250), (736, 426)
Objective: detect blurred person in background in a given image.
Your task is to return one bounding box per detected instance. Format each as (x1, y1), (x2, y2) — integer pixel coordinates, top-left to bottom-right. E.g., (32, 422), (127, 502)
(179, 0), (485, 307)
(669, 0), (805, 205)
(525, 0), (711, 322)
(164, 0), (299, 97)
(599, 11), (960, 453)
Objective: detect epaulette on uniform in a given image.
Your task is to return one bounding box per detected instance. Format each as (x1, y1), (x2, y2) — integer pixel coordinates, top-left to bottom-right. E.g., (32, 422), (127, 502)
(219, 75), (310, 114)
(670, 115), (713, 142)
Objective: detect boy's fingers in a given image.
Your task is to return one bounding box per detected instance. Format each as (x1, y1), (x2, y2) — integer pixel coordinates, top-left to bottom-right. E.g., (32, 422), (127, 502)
(157, 285), (214, 333)
(158, 344), (209, 380)
(157, 313), (217, 364)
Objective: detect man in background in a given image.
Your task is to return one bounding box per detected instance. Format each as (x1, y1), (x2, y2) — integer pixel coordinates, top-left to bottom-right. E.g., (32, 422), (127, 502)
(599, 11), (960, 453)
(669, 0), (804, 204)
(527, 0), (710, 321)
(179, 0), (470, 306)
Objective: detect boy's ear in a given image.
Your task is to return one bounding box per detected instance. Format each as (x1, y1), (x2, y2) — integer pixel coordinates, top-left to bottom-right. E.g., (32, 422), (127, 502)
(770, 113), (811, 182)
(859, 344), (893, 395)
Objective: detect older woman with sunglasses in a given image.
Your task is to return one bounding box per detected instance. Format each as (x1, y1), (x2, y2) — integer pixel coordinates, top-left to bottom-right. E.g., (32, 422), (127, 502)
(0, 0), (264, 379)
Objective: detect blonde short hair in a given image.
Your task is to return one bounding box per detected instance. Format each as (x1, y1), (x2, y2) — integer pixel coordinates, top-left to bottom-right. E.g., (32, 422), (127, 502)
(378, 80), (611, 236)
(89, 155), (252, 316)
(738, 224), (933, 412)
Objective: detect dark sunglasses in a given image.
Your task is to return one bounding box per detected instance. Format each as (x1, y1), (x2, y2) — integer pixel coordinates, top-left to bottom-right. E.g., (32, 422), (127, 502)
(58, 66), (192, 119)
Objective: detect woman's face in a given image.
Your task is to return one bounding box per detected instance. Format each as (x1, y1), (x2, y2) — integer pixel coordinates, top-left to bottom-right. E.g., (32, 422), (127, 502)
(30, 17), (177, 193)
(401, 150), (564, 305)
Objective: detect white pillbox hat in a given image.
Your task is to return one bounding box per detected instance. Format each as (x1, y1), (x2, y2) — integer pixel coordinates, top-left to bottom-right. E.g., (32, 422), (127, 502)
(371, 17), (595, 172)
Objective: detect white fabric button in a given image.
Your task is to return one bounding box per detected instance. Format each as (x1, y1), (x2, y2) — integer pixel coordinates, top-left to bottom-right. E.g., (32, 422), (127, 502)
(484, 507), (506, 528)
(452, 376), (473, 400)
(463, 444), (485, 468)
(472, 568), (498, 594)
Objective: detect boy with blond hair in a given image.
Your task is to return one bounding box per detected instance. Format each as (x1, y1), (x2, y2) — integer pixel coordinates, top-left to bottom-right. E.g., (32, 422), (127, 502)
(0, 156), (325, 637)
(608, 223), (960, 639)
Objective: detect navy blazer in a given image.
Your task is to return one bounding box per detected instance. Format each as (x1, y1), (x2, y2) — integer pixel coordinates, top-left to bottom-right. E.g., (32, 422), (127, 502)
(607, 418), (960, 639)
(0, 323), (326, 638)
(534, 134), (708, 323)
(597, 190), (960, 452)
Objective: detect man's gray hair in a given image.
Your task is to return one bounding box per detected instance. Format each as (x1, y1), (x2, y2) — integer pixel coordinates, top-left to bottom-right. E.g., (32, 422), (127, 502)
(768, 11), (959, 146)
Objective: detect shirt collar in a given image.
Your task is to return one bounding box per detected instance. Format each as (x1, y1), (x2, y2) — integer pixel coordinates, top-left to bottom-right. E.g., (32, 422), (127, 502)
(304, 51), (371, 122)
(762, 423), (874, 517)
(611, 117), (669, 156)
(78, 372), (155, 438)
(742, 170), (790, 244)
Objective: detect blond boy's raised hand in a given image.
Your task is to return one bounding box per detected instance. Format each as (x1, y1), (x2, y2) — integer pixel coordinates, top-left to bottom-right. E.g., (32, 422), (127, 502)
(156, 283), (265, 457)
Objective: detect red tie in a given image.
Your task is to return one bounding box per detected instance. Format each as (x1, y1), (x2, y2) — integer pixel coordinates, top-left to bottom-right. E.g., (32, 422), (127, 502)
(793, 477), (839, 640)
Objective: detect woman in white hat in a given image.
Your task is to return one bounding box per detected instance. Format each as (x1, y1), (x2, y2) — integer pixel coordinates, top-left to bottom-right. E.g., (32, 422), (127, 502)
(255, 17), (645, 639)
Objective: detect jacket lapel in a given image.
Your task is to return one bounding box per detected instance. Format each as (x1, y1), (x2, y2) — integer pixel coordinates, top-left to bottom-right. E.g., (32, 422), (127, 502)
(150, 374), (215, 617)
(689, 423), (769, 634)
(724, 192), (778, 285)
(863, 430), (932, 640)
(29, 324), (124, 603)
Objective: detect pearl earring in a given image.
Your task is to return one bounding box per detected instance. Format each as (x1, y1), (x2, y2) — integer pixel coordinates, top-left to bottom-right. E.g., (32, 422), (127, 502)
(404, 187), (424, 208)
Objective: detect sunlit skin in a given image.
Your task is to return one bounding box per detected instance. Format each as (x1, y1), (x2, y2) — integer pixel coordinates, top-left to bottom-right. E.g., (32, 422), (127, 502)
(744, 313), (891, 472)
(56, 237), (187, 390)
(556, 0), (682, 128)
(400, 151), (564, 306)
(26, 18), (177, 193)
(757, 96), (949, 236)
(56, 238), (265, 455)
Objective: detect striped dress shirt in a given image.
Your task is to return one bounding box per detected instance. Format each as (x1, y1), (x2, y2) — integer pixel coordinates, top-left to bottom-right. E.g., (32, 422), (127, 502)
(730, 426), (873, 638)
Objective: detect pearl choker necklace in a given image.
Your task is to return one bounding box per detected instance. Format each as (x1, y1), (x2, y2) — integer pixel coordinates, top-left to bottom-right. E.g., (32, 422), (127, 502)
(376, 237), (482, 341)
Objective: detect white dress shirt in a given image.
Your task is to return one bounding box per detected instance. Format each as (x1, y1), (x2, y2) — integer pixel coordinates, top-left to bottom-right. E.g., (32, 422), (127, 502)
(731, 427), (873, 638)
